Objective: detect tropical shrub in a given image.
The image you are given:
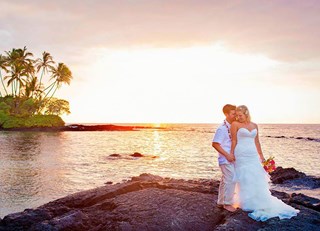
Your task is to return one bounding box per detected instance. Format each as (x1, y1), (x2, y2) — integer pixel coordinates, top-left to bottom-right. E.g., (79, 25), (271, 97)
(1, 115), (65, 129)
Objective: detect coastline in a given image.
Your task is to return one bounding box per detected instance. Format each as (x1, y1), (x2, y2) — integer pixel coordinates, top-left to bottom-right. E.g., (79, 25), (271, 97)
(0, 167), (319, 231)
(0, 124), (163, 132)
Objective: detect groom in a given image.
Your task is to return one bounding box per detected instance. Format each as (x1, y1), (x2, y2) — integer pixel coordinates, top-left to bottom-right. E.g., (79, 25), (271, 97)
(212, 104), (237, 212)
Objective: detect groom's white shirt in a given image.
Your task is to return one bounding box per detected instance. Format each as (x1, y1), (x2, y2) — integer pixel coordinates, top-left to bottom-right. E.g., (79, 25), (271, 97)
(212, 121), (231, 165)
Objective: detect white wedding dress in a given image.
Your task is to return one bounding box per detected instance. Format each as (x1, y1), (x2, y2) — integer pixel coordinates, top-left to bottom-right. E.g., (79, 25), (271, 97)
(233, 128), (299, 221)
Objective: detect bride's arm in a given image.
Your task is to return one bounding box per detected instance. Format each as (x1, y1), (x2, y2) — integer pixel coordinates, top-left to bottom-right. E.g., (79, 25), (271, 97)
(254, 124), (265, 162)
(230, 122), (238, 159)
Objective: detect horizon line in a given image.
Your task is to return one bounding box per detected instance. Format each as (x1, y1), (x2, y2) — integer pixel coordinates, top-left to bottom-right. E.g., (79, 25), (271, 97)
(64, 122), (320, 125)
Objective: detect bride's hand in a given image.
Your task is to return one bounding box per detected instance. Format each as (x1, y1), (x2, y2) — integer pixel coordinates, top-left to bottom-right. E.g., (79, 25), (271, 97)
(230, 153), (236, 161)
(226, 153), (235, 162)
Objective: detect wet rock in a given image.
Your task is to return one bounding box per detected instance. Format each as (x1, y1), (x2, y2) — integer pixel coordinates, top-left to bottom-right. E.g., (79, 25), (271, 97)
(128, 152), (159, 159)
(290, 193), (320, 212)
(276, 175), (320, 190)
(270, 167), (306, 184)
(131, 173), (164, 182)
(109, 154), (121, 157)
(0, 169), (319, 231)
(1, 124), (167, 132)
(65, 124), (136, 131)
(31, 210), (87, 231)
(108, 152), (159, 160)
(129, 152), (144, 157)
(1, 124), (140, 132)
(0, 208), (51, 230)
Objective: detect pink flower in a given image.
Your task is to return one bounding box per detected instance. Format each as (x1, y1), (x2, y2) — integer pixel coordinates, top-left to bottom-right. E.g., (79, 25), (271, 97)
(262, 156), (276, 173)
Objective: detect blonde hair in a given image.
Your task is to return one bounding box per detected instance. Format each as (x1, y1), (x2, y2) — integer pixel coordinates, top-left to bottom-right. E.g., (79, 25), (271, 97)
(236, 105), (251, 122)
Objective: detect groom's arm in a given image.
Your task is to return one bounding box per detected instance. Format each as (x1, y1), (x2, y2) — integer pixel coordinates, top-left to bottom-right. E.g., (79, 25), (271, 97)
(230, 122), (238, 158)
(212, 128), (235, 162)
(212, 142), (235, 162)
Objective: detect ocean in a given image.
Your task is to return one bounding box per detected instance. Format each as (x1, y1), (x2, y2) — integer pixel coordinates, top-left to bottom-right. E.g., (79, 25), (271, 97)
(0, 123), (319, 218)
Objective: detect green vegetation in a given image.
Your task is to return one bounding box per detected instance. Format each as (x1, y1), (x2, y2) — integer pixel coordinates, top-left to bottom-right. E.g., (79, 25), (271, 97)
(0, 47), (72, 129)
(0, 114), (65, 129)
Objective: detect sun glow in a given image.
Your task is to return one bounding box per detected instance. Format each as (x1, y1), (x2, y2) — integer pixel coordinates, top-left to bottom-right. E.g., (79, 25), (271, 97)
(88, 44), (278, 80)
(58, 43), (319, 124)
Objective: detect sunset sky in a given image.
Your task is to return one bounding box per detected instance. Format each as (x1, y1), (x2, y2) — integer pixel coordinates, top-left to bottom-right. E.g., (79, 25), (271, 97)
(1, 0), (319, 123)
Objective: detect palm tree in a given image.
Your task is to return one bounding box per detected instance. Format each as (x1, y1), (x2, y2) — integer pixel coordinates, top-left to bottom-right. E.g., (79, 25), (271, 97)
(1, 47), (73, 117)
(0, 54), (9, 96)
(24, 60), (36, 94)
(4, 64), (25, 96)
(36, 52), (55, 89)
(44, 63), (72, 101)
(5, 47), (34, 96)
(23, 76), (42, 98)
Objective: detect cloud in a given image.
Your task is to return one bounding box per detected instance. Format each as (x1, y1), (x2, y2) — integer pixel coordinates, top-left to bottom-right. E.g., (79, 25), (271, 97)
(1, 0), (320, 62)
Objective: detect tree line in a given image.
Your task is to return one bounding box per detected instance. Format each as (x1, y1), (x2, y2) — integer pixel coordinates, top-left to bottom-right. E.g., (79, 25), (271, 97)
(0, 47), (72, 128)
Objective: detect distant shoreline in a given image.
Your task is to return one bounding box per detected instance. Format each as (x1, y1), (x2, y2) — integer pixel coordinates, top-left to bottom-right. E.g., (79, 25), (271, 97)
(0, 124), (164, 132)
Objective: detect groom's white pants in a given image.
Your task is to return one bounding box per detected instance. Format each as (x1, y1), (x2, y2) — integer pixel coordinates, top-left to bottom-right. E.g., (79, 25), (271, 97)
(218, 163), (236, 205)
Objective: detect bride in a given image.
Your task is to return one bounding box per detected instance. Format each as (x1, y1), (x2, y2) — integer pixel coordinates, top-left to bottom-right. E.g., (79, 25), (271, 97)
(230, 105), (299, 221)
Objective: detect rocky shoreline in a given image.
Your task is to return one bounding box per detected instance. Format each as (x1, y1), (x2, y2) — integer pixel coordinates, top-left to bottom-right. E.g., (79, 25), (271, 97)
(0, 168), (319, 231)
(0, 124), (163, 132)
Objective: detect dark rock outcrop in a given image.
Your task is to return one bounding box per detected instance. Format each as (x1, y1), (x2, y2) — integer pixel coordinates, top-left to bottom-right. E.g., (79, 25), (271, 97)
(129, 152), (144, 157)
(109, 154), (121, 157)
(0, 170), (319, 231)
(270, 167), (306, 184)
(289, 193), (320, 212)
(64, 124), (165, 132)
(1, 124), (164, 132)
(108, 152), (159, 160)
(64, 124), (137, 131)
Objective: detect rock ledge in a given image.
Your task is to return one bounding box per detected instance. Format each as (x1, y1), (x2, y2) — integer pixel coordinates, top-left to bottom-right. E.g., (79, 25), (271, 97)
(0, 169), (319, 231)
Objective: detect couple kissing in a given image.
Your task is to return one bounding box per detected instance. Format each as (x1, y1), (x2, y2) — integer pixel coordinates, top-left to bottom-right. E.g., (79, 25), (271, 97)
(212, 104), (299, 221)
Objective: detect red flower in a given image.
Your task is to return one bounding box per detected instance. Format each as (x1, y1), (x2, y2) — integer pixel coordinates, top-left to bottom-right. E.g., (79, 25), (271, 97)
(262, 156), (276, 173)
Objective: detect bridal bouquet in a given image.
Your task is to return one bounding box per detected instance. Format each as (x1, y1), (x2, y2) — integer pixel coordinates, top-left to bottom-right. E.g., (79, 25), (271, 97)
(262, 156), (276, 173)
